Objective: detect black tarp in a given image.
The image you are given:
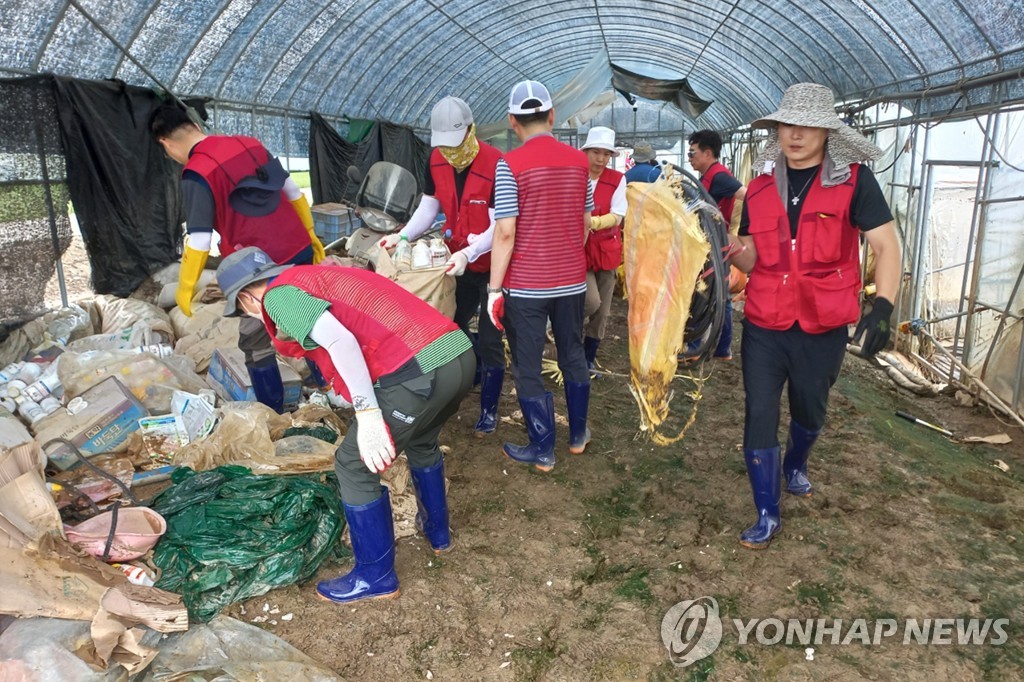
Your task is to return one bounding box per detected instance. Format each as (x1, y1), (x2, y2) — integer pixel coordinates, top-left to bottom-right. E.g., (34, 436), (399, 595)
(0, 76), (71, 332)
(309, 113), (430, 205)
(52, 77), (183, 295)
(611, 64), (712, 120)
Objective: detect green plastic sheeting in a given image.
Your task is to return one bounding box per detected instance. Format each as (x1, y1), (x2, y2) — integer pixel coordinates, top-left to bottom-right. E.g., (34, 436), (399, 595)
(152, 465), (346, 623)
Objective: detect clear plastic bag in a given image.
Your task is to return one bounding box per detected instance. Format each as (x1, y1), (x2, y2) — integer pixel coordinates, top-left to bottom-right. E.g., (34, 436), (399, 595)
(57, 350), (207, 413)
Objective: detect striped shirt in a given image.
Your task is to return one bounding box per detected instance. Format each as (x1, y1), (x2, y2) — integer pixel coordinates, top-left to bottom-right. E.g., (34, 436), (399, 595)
(494, 134), (594, 298)
(263, 285), (471, 373)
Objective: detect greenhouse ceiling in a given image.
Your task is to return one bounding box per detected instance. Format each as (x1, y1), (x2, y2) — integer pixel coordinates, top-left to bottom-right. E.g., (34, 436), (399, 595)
(1, 0), (1023, 131)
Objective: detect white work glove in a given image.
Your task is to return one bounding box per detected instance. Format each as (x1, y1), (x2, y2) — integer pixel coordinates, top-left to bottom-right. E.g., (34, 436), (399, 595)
(445, 250), (469, 277)
(487, 291), (505, 332)
(355, 408), (396, 474)
(379, 233), (404, 250)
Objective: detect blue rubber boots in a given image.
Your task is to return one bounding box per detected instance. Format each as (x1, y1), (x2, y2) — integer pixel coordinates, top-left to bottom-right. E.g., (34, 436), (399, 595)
(316, 488), (400, 603)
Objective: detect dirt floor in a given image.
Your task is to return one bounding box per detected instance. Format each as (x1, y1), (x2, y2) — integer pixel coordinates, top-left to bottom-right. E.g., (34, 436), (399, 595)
(203, 294), (1024, 682)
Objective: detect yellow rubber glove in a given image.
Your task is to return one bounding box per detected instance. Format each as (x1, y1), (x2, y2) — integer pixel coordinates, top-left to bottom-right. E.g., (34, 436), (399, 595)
(176, 244), (209, 317)
(590, 213), (621, 231)
(290, 196), (325, 264)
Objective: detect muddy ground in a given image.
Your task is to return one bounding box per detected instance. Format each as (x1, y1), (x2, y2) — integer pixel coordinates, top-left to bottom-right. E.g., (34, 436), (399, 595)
(208, 294), (1023, 682)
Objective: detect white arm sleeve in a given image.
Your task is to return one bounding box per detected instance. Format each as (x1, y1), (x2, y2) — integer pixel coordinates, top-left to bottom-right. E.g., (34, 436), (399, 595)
(283, 176), (303, 201)
(463, 208), (495, 262)
(399, 195), (442, 241)
(186, 231), (212, 252)
(308, 311), (378, 411)
(610, 177), (628, 216)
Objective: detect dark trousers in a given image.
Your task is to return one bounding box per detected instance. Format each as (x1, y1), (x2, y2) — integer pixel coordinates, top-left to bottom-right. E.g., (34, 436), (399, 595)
(236, 245), (315, 365)
(453, 270), (505, 367)
(335, 348), (475, 505)
(504, 292), (589, 399)
(740, 320), (848, 449)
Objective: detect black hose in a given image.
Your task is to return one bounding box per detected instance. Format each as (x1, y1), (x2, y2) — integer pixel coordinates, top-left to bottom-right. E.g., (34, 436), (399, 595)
(668, 164), (730, 361)
(43, 438), (142, 507)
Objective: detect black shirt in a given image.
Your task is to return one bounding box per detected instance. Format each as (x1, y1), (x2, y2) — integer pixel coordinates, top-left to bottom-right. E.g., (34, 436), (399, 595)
(706, 171), (742, 203)
(739, 164), (893, 239)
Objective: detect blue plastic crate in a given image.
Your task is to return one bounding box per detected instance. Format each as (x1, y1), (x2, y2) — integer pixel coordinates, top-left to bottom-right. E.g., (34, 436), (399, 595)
(312, 203), (360, 245)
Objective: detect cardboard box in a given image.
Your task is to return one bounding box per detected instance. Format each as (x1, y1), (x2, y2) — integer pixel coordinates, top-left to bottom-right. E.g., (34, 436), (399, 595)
(34, 377), (149, 470)
(312, 202), (361, 244)
(206, 348), (302, 410)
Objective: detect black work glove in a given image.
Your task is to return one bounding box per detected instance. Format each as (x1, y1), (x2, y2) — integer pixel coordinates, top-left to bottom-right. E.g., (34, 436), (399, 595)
(852, 297), (894, 359)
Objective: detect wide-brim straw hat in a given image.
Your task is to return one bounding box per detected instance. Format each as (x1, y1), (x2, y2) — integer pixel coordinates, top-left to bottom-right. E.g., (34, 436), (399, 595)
(752, 83), (882, 169)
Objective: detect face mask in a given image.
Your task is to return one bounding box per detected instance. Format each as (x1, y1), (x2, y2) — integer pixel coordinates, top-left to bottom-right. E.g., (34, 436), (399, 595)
(438, 124), (480, 172)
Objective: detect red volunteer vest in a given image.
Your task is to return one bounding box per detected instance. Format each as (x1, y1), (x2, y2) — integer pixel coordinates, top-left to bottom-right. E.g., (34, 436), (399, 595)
(263, 266), (460, 402)
(430, 142), (502, 273)
(502, 135), (590, 291)
(185, 135), (310, 261)
(584, 167), (625, 272)
(701, 162), (737, 225)
(743, 164), (863, 334)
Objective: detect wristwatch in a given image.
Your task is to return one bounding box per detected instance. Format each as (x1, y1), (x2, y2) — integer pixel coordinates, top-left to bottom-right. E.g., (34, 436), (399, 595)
(487, 286), (502, 294)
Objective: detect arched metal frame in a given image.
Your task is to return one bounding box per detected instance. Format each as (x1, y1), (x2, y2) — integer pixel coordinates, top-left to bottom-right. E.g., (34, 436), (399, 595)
(4, 0), (1021, 141)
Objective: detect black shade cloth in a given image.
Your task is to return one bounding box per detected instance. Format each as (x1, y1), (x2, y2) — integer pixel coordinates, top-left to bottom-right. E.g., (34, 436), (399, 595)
(611, 64), (712, 119)
(52, 77), (184, 296)
(0, 76), (72, 333)
(309, 114), (429, 205)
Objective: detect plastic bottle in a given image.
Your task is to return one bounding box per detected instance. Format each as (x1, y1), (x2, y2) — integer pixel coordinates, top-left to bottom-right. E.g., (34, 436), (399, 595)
(393, 237), (412, 271)
(0, 363), (23, 384)
(6, 379), (28, 399)
(133, 344), (174, 358)
(0, 397), (16, 413)
(24, 365), (62, 402)
(16, 399), (46, 425)
(15, 363), (42, 384)
(111, 563), (156, 586)
(411, 240), (432, 269)
(39, 396), (63, 416)
(430, 238), (448, 268)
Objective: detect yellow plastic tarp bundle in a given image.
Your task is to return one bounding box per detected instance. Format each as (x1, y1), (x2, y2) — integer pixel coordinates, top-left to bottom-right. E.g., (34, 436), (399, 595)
(623, 175), (710, 444)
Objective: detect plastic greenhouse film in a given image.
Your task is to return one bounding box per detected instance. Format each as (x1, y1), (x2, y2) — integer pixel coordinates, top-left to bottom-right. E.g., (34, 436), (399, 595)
(623, 177), (710, 445)
(151, 466), (343, 623)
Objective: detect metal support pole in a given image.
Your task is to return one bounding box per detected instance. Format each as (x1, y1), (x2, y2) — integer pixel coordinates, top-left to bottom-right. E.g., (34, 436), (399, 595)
(283, 110), (291, 172)
(33, 108), (68, 308)
(962, 111), (1002, 370)
(910, 160), (934, 319)
(895, 123), (920, 336)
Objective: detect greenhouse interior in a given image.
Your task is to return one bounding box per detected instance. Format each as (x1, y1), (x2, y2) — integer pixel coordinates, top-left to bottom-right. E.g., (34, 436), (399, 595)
(1, 1), (1023, 679)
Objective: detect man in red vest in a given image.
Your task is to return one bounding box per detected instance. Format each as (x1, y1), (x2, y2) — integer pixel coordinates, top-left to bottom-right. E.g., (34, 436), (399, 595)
(487, 80), (594, 472)
(380, 96), (505, 437)
(727, 83), (902, 550)
(687, 129), (746, 360)
(150, 105), (325, 413)
(580, 127), (627, 375)
(216, 247), (474, 604)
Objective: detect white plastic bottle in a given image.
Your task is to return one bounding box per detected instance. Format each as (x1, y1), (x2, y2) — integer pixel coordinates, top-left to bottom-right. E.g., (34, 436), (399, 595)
(411, 240), (432, 269)
(112, 563), (156, 586)
(393, 237), (412, 271)
(430, 238), (448, 268)
(16, 399), (46, 425)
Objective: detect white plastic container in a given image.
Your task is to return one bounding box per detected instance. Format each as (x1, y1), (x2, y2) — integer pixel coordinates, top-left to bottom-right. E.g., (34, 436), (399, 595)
(0, 363), (23, 384)
(430, 238), (448, 268)
(112, 563), (156, 586)
(24, 372), (62, 403)
(16, 399), (46, 425)
(0, 397), (16, 413)
(411, 240), (432, 269)
(393, 238), (412, 271)
(39, 396), (63, 416)
(15, 363), (42, 384)
(5, 380), (28, 399)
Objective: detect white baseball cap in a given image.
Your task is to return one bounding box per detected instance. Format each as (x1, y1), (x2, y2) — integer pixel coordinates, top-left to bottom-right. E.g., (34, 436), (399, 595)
(508, 80), (553, 115)
(580, 127), (619, 156)
(431, 96), (474, 147)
